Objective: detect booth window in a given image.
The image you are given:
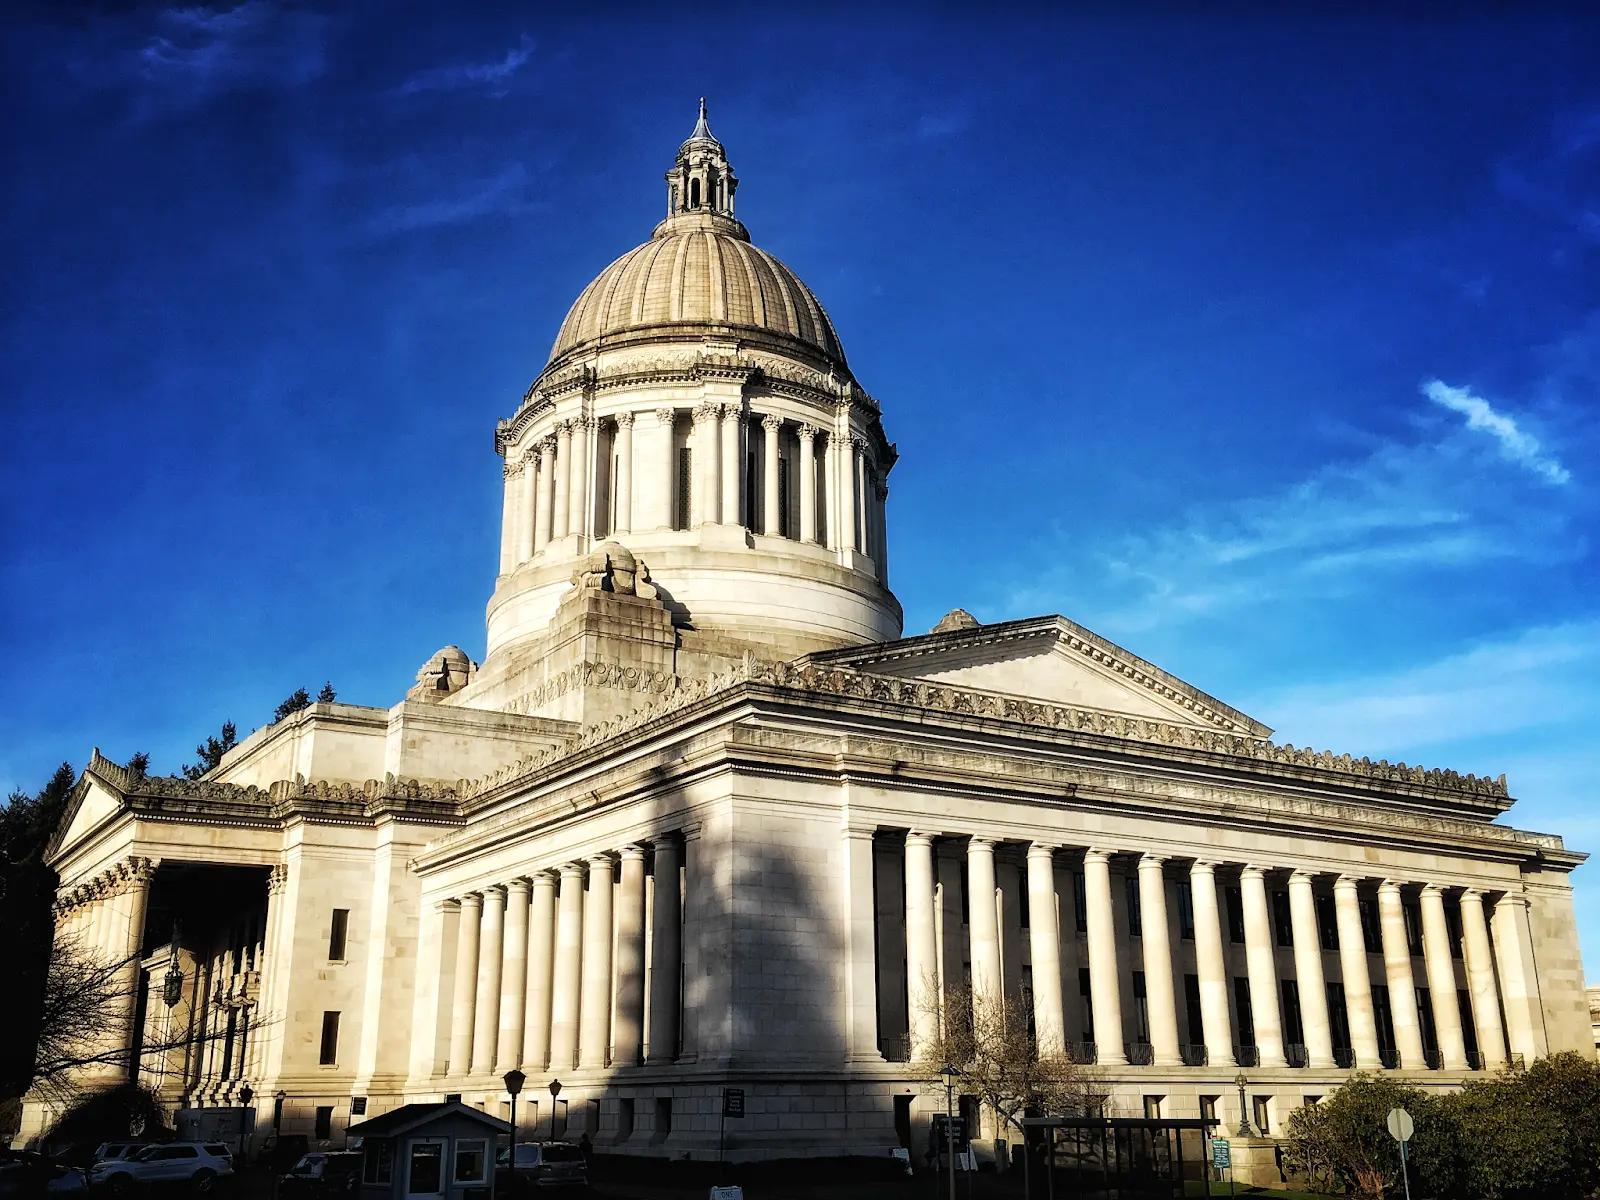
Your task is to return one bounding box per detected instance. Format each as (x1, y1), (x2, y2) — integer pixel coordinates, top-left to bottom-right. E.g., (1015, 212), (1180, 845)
(362, 1141), (392, 1185)
(454, 1139), (487, 1185)
(408, 1143), (443, 1195)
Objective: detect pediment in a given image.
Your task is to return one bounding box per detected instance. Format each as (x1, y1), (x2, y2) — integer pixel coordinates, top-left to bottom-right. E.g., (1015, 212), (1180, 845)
(809, 615), (1270, 736)
(52, 776), (124, 859)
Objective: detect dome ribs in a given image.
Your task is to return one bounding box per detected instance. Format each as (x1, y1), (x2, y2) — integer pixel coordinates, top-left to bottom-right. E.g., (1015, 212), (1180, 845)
(680, 231), (711, 320)
(667, 228), (693, 322)
(727, 237), (768, 329)
(705, 231), (728, 323)
(752, 245), (801, 345)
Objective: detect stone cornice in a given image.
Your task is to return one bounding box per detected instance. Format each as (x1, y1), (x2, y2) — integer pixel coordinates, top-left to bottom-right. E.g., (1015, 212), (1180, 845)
(500, 660), (683, 717)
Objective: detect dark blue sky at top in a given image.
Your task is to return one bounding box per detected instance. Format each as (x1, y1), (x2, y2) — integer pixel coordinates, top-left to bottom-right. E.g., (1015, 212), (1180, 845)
(5, 6), (1600, 959)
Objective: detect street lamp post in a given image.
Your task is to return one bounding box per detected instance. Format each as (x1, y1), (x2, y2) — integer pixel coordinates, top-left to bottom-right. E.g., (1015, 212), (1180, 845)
(502, 1069), (525, 1199)
(548, 1080), (562, 1143)
(237, 1086), (254, 1164)
(1234, 1073), (1255, 1138)
(938, 1065), (960, 1200)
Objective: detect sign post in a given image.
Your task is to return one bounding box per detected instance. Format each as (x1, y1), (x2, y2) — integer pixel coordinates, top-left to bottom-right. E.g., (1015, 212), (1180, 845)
(1212, 1137), (1233, 1198)
(719, 1087), (745, 1184)
(1386, 1107), (1415, 1200)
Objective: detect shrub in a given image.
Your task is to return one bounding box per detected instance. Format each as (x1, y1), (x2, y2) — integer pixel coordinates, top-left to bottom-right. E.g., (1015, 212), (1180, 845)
(1281, 1073), (1429, 1199)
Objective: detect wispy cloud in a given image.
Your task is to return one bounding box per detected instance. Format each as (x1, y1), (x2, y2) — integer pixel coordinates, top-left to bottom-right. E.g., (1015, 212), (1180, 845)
(394, 36), (534, 98)
(1423, 379), (1571, 485)
(366, 163), (535, 235)
(129, 3), (326, 105)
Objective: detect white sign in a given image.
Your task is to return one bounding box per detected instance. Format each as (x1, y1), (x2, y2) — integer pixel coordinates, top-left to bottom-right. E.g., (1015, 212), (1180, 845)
(1386, 1107), (1415, 1143)
(709, 1188), (744, 1200)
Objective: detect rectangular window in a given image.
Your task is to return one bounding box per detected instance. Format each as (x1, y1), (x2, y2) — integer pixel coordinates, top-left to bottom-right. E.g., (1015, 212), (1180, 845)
(1132, 971), (1150, 1043)
(314, 1106), (333, 1141)
(1404, 901), (1424, 956)
(1143, 1096), (1163, 1119)
(1079, 967), (1094, 1040)
(1458, 989), (1479, 1058)
(1417, 987), (1439, 1059)
(1176, 881), (1195, 940)
(1327, 982), (1351, 1052)
(1074, 873), (1088, 934)
(744, 446), (758, 531)
(408, 1142), (443, 1195)
(1359, 895), (1382, 953)
(1316, 894), (1339, 951)
(319, 1011), (340, 1065)
(1234, 976), (1255, 1047)
(1199, 1096), (1218, 1123)
(453, 1139), (487, 1184)
(675, 447), (692, 529)
(1184, 973), (1204, 1046)
(1281, 980), (1304, 1046)
(1125, 876), (1143, 937)
(1017, 877), (1030, 929)
(1253, 1097), (1271, 1135)
(655, 1098), (672, 1138)
(1226, 886), (1245, 944)
(1372, 984), (1396, 1056)
(618, 1098), (635, 1142)
(363, 1141), (393, 1185)
(329, 909), (349, 961)
(1447, 906), (1465, 959)
(221, 1010), (236, 1078)
(778, 455), (791, 538)
(1272, 891), (1294, 947)
(959, 867), (970, 925)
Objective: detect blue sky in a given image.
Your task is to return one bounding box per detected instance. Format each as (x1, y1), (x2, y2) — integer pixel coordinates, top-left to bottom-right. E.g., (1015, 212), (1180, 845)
(4, 6), (1598, 964)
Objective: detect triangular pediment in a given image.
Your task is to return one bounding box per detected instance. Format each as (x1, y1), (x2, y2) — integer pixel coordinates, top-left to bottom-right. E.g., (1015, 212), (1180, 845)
(808, 615), (1271, 736)
(54, 777), (123, 857)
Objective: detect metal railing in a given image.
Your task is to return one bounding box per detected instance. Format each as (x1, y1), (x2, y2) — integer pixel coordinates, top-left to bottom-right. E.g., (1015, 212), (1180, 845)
(1467, 1050), (1485, 1070)
(1333, 1047), (1355, 1069)
(1066, 1040), (1098, 1065)
(1179, 1044), (1208, 1067)
(1234, 1045), (1260, 1067)
(1424, 1049), (1443, 1070)
(1125, 1042), (1155, 1066)
(1380, 1049), (1400, 1069)
(1510, 1052), (1526, 1069)
(1285, 1043), (1309, 1068)
(879, 1034), (911, 1063)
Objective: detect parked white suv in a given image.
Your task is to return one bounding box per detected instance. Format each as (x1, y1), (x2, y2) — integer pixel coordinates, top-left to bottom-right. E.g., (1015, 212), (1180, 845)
(90, 1143), (234, 1194)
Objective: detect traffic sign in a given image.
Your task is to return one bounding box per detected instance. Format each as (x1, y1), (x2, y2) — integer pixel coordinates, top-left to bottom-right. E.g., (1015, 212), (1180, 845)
(723, 1088), (745, 1118)
(1386, 1108), (1414, 1143)
(1212, 1139), (1231, 1169)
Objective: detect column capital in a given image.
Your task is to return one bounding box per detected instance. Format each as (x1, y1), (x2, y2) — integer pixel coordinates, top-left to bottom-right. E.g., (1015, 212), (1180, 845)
(1082, 847), (1114, 865)
(558, 861), (586, 878)
(761, 412), (783, 432)
(1289, 868), (1317, 884)
(1333, 873), (1364, 891)
(586, 853), (616, 872)
(720, 404), (744, 425)
(619, 843), (648, 862)
(904, 831), (936, 848)
(531, 869), (559, 888)
(458, 891), (484, 910)
(554, 418), (573, 436)
(797, 423), (819, 441)
(506, 878), (532, 897)
(1499, 891), (1531, 911)
(693, 400), (721, 423)
(615, 410), (636, 428)
(504, 461), (522, 480)
(1138, 852), (1167, 871)
(1239, 863), (1267, 881)
(966, 835), (997, 851)
(1419, 882), (1446, 898)
(655, 407), (677, 426)
(481, 883), (507, 901)
(1189, 859), (1218, 875)
(539, 434), (557, 454)
(1025, 842), (1058, 861)
(1459, 887), (1485, 903)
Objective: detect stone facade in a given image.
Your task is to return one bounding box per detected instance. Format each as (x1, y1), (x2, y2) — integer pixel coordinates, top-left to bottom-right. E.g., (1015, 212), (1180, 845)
(19, 108), (1591, 1168)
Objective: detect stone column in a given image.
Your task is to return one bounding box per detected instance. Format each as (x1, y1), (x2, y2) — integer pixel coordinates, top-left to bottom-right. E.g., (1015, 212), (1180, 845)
(520, 453), (537, 562)
(613, 413), (634, 536)
(471, 886), (506, 1074)
(1138, 854), (1182, 1066)
(761, 414), (782, 536)
(1378, 880), (1427, 1068)
(536, 437), (556, 551)
(1333, 876), (1381, 1068)
(840, 436), (859, 553)
(569, 417), (591, 540)
(1491, 894), (1547, 1062)
(693, 403), (720, 525)
(578, 855), (614, 1068)
(655, 409), (677, 529)
(1026, 844), (1066, 1059)
(854, 439), (871, 556)
(549, 866), (584, 1070)
(798, 424), (819, 544)
(904, 833), (940, 1060)
(720, 405), (742, 526)
(1419, 884), (1468, 1069)
(1082, 848), (1126, 1064)
(499, 463), (518, 574)
(446, 893), (482, 1077)
(647, 838), (682, 1063)
(843, 826), (883, 1061)
(1189, 861), (1234, 1066)
(1459, 889), (1508, 1068)
(1287, 870), (1335, 1068)
(498, 879), (531, 1072)
(966, 838), (1003, 1029)
(1240, 865), (1285, 1065)
(613, 845), (647, 1067)
(873, 481), (890, 583)
(552, 423), (572, 540)
(111, 859), (153, 1078)
(523, 872), (557, 1069)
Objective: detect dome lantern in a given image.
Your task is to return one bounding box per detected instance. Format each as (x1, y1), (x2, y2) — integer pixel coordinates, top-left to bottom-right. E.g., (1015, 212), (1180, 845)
(666, 98), (738, 219)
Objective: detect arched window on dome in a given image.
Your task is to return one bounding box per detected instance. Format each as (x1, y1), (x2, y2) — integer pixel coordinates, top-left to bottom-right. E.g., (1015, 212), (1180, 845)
(689, 178), (701, 209)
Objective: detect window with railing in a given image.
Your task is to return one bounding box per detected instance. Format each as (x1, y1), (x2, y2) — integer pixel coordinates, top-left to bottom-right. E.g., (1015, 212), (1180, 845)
(1273, 890), (1295, 946)
(1176, 881), (1195, 940)
(1125, 876), (1143, 937)
(1334, 1047), (1355, 1068)
(1235, 1045), (1261, 1067)
(1226, 886), (1245, 944)
(1316, 894), (1339, 951)
(1180, 1044), (1209, 1067)
(1380, 1049), (1401, 1070)
(1066, 1041), (1097, 1065)
(1359, 894), (1383, 953)
(1285, 1044), (1309, 1068)
(1074, 872), (1088, 934)
(1126, 1042), (1155, 1066)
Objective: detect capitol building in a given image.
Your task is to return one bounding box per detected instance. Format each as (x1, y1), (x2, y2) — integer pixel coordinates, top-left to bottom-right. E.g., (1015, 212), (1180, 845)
(23, 107), (1591, 1162)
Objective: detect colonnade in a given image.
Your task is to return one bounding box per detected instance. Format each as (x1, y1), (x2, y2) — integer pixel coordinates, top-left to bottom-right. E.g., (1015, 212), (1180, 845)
(440, 838), (684, 1078)
(54, 856), (155, 1079)
(898, 834), (1545, 1073)
(499, 404), (886, 575)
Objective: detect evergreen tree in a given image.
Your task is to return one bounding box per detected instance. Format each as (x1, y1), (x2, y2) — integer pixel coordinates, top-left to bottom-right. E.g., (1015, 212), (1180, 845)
(126, 752), (149, 779)
(181, 721), (237, 780)
(272, 687), (312, 723)
(317, 681), (336, 704)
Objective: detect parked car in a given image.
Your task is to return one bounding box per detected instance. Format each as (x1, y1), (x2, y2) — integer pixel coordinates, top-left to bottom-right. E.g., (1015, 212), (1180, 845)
(494, 1142), (588, 1192)
(89, 1146), (151, 1167)
(278, 1151), (362, 1197)
(260, 1133), (310, 1173)
(0, 1152), (89, 1197)
(89, 1142), (234, 1194)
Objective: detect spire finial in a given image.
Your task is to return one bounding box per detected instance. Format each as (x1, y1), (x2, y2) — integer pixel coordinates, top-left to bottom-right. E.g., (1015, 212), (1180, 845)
(690, 97), (714, 143)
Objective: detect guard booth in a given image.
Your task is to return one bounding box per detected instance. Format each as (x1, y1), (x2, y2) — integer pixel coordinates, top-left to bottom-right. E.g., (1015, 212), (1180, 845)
(1021, 1115), (1221, 1199)
(345, 1103), (511, 1200)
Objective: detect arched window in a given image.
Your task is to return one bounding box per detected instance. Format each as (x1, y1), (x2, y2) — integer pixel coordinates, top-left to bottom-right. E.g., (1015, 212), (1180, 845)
(690, 178), (701, 209)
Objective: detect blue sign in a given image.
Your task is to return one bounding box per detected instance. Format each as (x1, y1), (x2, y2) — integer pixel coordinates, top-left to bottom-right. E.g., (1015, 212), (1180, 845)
(1212, 1139), (1231, 1169)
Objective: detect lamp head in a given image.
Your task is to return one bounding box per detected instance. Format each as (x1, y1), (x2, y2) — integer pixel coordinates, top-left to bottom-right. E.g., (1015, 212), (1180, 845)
(549, 1079), (562, 1099)
(239, 1086), (254, 1106)
(503, 1069), (526, 1097)
(938, 1064), (960, 1088)
(1234, 1072), (1248, 1089)
(275, 1090), (287, 1102)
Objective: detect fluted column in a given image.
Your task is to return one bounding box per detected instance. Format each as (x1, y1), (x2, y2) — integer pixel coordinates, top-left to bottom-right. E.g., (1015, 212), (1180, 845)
(1459, 889), (1508, 1068)
(1026, 844), (1066, 1059)
(720, 405), (742, 526)
(839, 436), (859, 553)
(693, 403), (719, 525)
(1378, 880), (1426, 1068)
(613, 845), (647, 1067)
(1333, 876), (1381, 1068)
(1287, 870), (1335, 1067)
(647, 838), (682, 1063)
(471, 886), (506, 1074)
(446, 893), (482, 1076)
(798, 425), (819, 544)
(549, 865), (584, 1070)
(498, 879), (531, 1072)
(552, 423), (572, 539)
(1240, 865), (1285, 1065)
(1082, 848), (1126, 1064)
(499, 463), (518, 574)
(1138, 854), (1182, 1066)
(854, 439), (871, 555)
(536, 437), (556, 550)
(520, 453), (537, 562)
(111, 860), (153, 1077)
(1419, 884), (1468, 1069)
(578, 855), (614, 1068)
(569, 416), (591, 540)
(1491, 894), (1546, 1062)
(523, 872), (557, 1069)
(614, 413), (634, 536)
(1189, 861), (1233, 1066)
(761, 414), (782, 536)
(655, 409), (677, 529)
(904, 833), (940, 1059)
(966, 838), (1003, 1029)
